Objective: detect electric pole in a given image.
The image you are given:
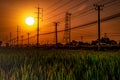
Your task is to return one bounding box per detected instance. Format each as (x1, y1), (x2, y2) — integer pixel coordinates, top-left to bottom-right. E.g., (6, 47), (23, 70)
(54, 22), (59, 46)
(94, 4), (104, 50)
(27, 33), (30, 47)
(81, 36), (83, 42)
(13, 39), (15, 47)
(104, 33), (107, 38)
(21, 35), (23, 47)
(11, 39), (13, 47)
(10, 32), (11, 47)
(64, 12), (71, 44)
(17, 26), (19, 47)
(37, 7), (40, 47)
(36, 7), (43, 47)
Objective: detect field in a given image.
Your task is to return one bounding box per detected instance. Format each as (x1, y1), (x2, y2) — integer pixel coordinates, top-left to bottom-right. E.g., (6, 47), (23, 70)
(0, 48), (120, 80)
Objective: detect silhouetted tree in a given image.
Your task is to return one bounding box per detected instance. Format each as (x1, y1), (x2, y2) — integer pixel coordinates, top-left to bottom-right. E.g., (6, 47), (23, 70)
(84, 42), (90, 45)
(91, 37), (117, 45)
(65, 40), (78, 46)
(101, 37), (117, 45)
(78, 41), (84, 45)
(0, 41), (2, 47)
(91, 40), (98, 45)
(101, 37), (110, 44)
(6, 43), (9, 47)
(57, 43), (63, 47)
(110, 40), (117, 45)
(71, 40), (78, 46)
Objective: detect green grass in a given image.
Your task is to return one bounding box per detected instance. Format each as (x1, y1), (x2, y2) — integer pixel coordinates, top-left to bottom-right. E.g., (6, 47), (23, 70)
(0, 48), (120, 80)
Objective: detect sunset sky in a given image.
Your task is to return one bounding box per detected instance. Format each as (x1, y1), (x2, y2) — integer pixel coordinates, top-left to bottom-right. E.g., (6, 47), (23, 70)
(0, 0), (120, 44)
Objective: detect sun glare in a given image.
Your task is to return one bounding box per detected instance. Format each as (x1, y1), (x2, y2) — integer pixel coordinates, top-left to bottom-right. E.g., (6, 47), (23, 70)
(25, 17), (35, 26)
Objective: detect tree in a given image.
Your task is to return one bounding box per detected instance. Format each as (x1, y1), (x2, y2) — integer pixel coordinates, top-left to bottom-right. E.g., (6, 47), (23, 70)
(91, 37), (117, 45)
(0, 41), (2, 47)
(71, 40), (78, 46)
(101, 37), (110, 44)
(110, 40), (117, 45)
(91, 40), (98, 45)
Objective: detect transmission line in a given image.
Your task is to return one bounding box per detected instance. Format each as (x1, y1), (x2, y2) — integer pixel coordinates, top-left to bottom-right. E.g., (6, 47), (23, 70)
(45, 0), (73, 15)
(45, 0), (63, 11)
(36, 12), (120, 36)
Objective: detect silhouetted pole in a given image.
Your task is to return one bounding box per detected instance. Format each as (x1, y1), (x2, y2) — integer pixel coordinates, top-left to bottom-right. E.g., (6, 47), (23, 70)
(54, 22), (59, 46)
(10, 32), (11, 46)
(27, 33), (30, 47)
(36, 7), (43, 47)
(46, 40), (49, 45)
(68, 13), (71, 43)
(64, 12), (71, 44)
(17, 26), (19, 47)
(13, 39), (15, 47)
(81, 36), (83, 42)
(12, 39), (14, 47)
(104, 33), (107, 38)
(94, 4), (104, 50)
(37, 7), (40, 47)
(21, 35), (23, 46)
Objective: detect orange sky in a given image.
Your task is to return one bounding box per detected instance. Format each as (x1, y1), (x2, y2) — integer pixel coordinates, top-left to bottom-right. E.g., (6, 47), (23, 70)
(0, 0), (120, 45)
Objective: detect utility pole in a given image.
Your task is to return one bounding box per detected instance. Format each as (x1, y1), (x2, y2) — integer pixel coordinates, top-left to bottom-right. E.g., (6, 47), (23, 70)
(13, 39), (15, 47)
(37, 7), (40, 47)
(17, 26), (19, 47)
(27, 33), (30, 47)
(46, 40), (49, 45)
(81, 36), (83, 42)
(10, 32), (11, 47)
(54, 22), (59, 46)
(104, 33), (107, 38)
(36, 7), (43, 47)
(11, 39), (13, 47)
(12, 39), (14, 47)
(94, 4), (104, 50)
(64, 12), (71, 44)
(21, 35), (23, 47)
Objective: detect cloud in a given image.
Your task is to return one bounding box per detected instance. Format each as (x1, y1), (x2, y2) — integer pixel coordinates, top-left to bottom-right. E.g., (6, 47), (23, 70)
(78, 5), (86, 11)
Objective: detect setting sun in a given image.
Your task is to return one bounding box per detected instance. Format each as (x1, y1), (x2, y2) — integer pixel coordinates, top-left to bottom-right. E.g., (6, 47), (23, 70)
(25, 16), (35, 26)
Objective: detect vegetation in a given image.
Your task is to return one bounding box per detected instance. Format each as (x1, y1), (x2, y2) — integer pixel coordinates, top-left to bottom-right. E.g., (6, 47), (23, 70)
(91, 37), (117, 45)
(0, 41), (2, 47)
(0, 48), (120, 80)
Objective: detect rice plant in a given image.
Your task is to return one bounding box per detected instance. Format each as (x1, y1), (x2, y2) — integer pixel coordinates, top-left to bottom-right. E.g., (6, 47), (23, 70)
(0, 48), (119, 80)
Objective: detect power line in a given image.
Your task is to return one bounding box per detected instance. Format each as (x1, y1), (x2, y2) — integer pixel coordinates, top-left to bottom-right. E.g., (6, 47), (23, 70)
(103, 0), (119, 5)
(5, 1), (120, 46)
(44, 7), (94, 28)
(45, 0), (63, 11)
(8, 12), (120, 46)
(44, 0), (87, 21)
(37, 12), (120, 36)
(44, 0), (118, 25)
(45, 0), (73, 15)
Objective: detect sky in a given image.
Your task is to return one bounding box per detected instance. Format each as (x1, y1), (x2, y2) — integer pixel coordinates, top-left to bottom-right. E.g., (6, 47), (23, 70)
(0, 0), (120, 44)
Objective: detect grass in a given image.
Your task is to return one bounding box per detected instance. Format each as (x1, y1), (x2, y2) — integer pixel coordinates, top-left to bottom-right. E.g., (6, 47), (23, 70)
(0, 48), (120, 80)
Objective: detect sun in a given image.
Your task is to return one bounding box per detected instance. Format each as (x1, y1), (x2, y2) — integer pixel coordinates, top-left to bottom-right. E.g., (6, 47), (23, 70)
(25, 16), (35, 26)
